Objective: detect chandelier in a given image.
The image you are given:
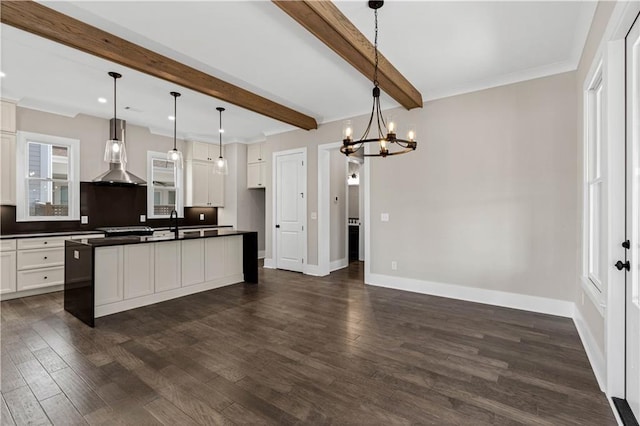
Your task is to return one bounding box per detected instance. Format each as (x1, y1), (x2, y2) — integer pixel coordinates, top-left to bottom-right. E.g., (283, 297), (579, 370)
(341, 1), (417, 158)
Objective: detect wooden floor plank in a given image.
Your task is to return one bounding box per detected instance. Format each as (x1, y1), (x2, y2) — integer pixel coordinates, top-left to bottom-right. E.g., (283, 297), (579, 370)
(0, 261), (615, 425)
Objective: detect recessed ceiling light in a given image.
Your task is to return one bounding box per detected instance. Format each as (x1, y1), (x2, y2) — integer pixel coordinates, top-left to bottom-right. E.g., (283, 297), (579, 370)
(0, 71), (5, 78)
(168, 116), (175, 121)
(98, 97), (107, 103)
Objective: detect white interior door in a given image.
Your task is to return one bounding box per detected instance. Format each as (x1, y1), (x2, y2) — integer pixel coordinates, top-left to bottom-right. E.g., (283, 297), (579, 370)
(275, 151), (306, 272)
(626, 14), (640, 421)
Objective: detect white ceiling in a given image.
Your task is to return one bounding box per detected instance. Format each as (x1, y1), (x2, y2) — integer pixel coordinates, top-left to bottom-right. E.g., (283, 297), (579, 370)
(0, 1), (596, 144)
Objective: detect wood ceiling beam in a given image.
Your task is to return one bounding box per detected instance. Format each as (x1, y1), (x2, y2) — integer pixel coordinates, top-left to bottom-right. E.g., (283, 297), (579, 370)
(273, 0), (423, 110)
(1, 0), (318, 130)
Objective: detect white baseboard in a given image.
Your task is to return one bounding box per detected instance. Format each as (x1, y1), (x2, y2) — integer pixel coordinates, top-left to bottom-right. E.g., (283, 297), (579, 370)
(258, 250), (266, 260)
(263, 258), (275, 269)
(573, 305), (606, 392)
(330, 258), (348, 272)
(303, 264), (323, 276)
(366, 273), (574, 318)
(1, 284), (64, 301)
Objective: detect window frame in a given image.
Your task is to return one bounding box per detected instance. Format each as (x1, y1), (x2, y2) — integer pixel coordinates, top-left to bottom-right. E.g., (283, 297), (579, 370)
(16, 131), (80, 222)
(146, 151), (183, 219)
(582, 61), (607, 312)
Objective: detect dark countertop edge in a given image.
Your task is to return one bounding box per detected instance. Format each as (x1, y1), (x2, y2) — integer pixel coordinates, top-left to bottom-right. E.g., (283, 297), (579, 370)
(1, 225), (233, 240)
(67, 230), (257, 248)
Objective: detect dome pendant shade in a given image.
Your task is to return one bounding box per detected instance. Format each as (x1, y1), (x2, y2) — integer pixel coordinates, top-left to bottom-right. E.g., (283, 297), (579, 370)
(166, 91), (183, 169)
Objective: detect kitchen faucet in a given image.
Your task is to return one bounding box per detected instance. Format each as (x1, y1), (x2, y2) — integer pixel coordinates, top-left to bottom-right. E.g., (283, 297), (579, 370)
(169, 209), (179, 239)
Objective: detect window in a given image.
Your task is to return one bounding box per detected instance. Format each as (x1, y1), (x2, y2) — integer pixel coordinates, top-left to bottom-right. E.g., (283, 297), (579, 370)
(147, 151), (183, 218)
(16, 132), (80, 221)
(584, 70), (606, 294)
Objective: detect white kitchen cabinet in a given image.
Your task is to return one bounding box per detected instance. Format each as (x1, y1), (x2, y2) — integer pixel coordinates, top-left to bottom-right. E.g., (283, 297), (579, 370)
(155, 241), (181, 292)
(181, 239), (204, 286)
(95, 246), (124, 306)
(204, 237), (225, 281)
(189, 141), (219, 162)
(1, 133), (16, 205)
(1, 251), (16, 294)
(17, 247), (64, 270)
(247, 162), (266, 189)
(17, 267), (64, 291)
(0, 100), (16, 133)
(247, 143), (264, 164)
(185, 160), (224, 207)
(123, 244), (155, 299)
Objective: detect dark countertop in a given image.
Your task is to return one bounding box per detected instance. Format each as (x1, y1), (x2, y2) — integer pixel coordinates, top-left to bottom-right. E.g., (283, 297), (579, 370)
(67, 229), (256, 248)
(1, 225), (233, 240)
(0, 230), (105, 240)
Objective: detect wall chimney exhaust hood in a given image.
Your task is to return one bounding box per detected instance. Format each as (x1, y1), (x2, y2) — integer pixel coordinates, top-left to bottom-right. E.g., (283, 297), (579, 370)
(92, 118), (146, 186)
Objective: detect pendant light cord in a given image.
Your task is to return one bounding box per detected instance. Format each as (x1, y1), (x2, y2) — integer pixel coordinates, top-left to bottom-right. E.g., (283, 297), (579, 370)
(373, 8), (379, 88)
(173, 95), (177, 150)
(113, 74), (117, 141)
(218, 108), (223, 159)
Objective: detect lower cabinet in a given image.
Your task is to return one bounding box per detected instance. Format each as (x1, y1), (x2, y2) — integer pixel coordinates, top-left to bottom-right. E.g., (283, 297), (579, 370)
(1, 251), (16, 294)
(95, 246), (124, 306)
(123, 244), (155, 299)
(205, 238), (225, 281)
(181, 239), (205, 286)
(155, 241), (181, 292)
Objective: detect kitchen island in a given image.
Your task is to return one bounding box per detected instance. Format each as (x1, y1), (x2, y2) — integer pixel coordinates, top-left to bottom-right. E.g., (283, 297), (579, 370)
(64, 229), (258, 327)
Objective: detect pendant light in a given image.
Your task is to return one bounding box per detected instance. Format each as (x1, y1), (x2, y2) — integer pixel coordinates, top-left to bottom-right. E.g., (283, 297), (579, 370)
(104, 72), (127, 164)
(167, 91), (183, 168)
(340, 1), (417, 158)
(214, 107), (228, 175)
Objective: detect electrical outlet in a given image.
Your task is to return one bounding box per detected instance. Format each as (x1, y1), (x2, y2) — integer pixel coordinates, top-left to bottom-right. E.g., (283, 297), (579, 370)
(381, 213), (389, 222)
(140, 215), (146, 222)
(200, 213), (205, 221)
(391, 261), (397, 270)
(74, 250), (80, 260)
(81, 216), (88, 224)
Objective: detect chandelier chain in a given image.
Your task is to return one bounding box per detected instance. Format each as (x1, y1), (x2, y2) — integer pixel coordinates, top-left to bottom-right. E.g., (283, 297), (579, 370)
(374, 8), (379, 87)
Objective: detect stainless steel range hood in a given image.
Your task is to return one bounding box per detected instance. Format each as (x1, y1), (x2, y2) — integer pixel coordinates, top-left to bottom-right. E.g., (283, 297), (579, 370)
(93, 119), (146, 186)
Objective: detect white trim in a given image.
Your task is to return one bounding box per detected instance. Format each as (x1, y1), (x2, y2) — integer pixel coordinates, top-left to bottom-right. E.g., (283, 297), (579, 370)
(330, 258), (348, 272)
(258, 250), (265, 260)
(303, 263), (322, 276)
(16, 131), (80, 222)
(95, 274), (243, 318)
(0, 284), (63, 301)
(271, 147), (307, 273)
(366, 273), (574, 318)
(574, 304), (607, 392)
(263, 258), (275, 269)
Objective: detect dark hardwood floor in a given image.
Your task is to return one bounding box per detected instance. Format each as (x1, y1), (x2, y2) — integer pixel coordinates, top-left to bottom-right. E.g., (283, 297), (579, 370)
(1, 261), (615, 425)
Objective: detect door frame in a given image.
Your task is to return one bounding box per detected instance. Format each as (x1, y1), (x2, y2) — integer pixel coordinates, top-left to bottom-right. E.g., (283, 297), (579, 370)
(318, 142), (350, 276)
(595, 0), (640, 401)
(271, 147), (307, 272)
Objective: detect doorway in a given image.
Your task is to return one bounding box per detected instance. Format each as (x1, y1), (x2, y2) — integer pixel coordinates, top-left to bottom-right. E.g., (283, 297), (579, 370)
(272, 148), (306, 273)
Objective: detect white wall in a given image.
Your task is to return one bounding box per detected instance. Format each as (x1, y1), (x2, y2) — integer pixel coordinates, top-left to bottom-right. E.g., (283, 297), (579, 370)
(264, 70), (578, 305)
(329, 149), (346, 263)
(349, 185), (359, 218)
(16, 107), (183, 182)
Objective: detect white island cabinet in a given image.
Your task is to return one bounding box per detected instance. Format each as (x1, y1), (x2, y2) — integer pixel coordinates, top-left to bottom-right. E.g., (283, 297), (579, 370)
(155, 241), (181, 293)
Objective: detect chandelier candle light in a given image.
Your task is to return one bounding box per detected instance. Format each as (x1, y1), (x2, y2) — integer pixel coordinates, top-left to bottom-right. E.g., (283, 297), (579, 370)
(104, 72), (126, 164)
(340, 1), (417, 158)
(214, 107), (228, 175)
(167, 91), (183, 168)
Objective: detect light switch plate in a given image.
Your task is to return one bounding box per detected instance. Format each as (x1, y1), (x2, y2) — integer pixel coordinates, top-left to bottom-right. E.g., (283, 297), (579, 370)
(200, 213), (205, 221)
(140, 215), (146, 222)
(381, 213), (389, 222)
(81, 216), (88, 224)
(311, 212), (317, 220)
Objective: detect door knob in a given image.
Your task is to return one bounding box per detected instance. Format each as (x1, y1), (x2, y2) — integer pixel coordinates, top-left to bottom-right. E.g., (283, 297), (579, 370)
(622, 240), (631, 249)
(615, 260), (630, 271)
(276, 224), (280, 228)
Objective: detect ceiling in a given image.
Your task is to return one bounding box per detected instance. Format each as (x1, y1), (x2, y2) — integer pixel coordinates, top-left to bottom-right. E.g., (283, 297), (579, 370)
(0, 1), (596, 144)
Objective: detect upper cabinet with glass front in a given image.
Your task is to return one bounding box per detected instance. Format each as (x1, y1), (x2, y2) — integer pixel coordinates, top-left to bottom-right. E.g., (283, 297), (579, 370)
(16, 132), (80, 221)
(147, 151), (183, 218)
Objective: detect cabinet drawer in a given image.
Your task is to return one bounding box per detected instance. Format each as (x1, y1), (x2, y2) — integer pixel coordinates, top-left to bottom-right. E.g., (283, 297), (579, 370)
(17, 266), (64, 291)
(1, 240), (16, 252)
(17, 247), (64, 270)
(17, 237), (66, 250)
